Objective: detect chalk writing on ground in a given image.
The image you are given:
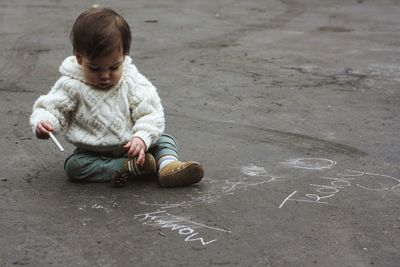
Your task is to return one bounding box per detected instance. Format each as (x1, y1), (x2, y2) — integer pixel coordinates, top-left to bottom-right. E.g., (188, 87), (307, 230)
(281, 157), (336, 170)
(134, 210), (230, 246)
(78, 199), (118, 214)
(279, 159), (400, 208)
(135, 164), (274, 245)
(241, 164), (269, 177)
(139, 163), (275, 209)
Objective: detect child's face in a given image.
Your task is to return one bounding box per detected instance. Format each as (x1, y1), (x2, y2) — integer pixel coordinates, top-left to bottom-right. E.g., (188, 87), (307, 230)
(75, 49), (124, 90)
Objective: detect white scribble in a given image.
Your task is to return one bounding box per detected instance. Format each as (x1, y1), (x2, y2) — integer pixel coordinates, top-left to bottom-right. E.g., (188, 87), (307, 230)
(78, 205), (87, 211)
(354, 171), (400, 191)
(279, 191), (329, 208)
(282, 158), (336, 170)
(279, 191), (298, 208)
(279, 166), (400, 208)
(91, 203), (111, 213)
(78, 201), (117, 214)
(241, 164), (269, 176)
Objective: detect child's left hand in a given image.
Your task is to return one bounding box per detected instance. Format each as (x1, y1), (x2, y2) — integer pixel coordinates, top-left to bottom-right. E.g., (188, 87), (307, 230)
(123, 137), (146, 166)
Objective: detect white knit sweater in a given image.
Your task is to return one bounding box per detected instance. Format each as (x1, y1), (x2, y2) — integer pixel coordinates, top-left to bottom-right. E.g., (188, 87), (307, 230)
(30, 56), (165, 152)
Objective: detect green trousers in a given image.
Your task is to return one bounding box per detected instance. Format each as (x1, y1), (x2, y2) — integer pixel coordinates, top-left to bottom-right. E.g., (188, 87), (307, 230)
(64, 134), (178, 182)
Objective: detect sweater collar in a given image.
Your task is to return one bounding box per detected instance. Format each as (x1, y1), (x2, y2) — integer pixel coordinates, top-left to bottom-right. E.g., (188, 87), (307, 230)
(59, 55), (132, 85)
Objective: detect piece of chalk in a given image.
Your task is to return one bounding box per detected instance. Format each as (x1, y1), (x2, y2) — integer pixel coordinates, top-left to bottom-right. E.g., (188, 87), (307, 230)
(48, 132), (64, 152)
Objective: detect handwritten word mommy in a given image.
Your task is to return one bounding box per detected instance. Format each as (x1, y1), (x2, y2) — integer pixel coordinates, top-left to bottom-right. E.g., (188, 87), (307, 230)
(134, 210), (229, 246)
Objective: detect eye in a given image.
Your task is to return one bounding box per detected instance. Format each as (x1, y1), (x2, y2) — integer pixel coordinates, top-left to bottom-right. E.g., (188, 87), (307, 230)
(110, 64), (120, 71)
(88, 65), (100, 72)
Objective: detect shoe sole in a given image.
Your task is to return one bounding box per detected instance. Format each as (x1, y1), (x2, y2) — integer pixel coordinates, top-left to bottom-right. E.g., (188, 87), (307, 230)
(159, 162), (204, 187)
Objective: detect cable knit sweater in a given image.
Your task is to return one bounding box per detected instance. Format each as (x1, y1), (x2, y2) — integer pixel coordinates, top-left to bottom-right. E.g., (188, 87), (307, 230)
(30, 56), (165, 152)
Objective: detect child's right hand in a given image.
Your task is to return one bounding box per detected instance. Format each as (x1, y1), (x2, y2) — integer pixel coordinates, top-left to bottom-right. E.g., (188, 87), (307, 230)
(35, 120), (54, 139)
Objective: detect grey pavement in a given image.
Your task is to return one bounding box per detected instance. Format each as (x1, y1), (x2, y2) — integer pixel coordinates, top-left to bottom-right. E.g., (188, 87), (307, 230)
(1, 0), (399, 266)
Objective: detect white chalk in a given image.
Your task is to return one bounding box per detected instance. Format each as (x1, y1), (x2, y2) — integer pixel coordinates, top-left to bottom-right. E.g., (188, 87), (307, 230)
(48, 132), (64, 152)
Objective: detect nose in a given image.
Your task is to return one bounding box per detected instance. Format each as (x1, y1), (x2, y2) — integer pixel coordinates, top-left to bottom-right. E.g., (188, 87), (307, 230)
(99, 71), (110, 80)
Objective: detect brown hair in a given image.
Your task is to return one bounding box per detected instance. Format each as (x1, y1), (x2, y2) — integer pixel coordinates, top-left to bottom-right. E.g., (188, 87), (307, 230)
(70, 7), (132, 60)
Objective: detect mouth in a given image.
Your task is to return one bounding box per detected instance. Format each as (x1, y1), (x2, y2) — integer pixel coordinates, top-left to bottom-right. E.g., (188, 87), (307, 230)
(98, 83), (112, 88)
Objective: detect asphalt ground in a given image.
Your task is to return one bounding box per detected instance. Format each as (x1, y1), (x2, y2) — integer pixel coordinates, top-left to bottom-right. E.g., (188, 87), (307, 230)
(1, 0), (399, 266)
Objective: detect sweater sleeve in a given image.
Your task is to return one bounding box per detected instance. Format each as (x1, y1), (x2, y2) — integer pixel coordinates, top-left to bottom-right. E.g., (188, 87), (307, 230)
(29, 77), (78, 134)
(127, 69), (165, 149)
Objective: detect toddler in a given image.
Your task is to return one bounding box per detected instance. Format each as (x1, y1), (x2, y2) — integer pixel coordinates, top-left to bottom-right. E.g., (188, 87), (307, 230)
(29, 7), (204, 187)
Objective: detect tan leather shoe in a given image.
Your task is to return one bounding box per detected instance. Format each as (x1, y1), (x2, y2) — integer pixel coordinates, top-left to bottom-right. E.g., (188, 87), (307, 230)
(123, 153), (157, 177)
(159, 161), (204, 187)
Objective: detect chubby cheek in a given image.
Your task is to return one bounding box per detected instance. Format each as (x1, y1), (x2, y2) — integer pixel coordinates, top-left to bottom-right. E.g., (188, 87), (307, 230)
(84, 72), (100, 85)
(111, 70), (123, 83)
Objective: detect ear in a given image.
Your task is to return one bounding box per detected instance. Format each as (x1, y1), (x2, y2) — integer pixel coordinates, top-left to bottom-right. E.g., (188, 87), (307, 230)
(74, 52), (83, 65)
